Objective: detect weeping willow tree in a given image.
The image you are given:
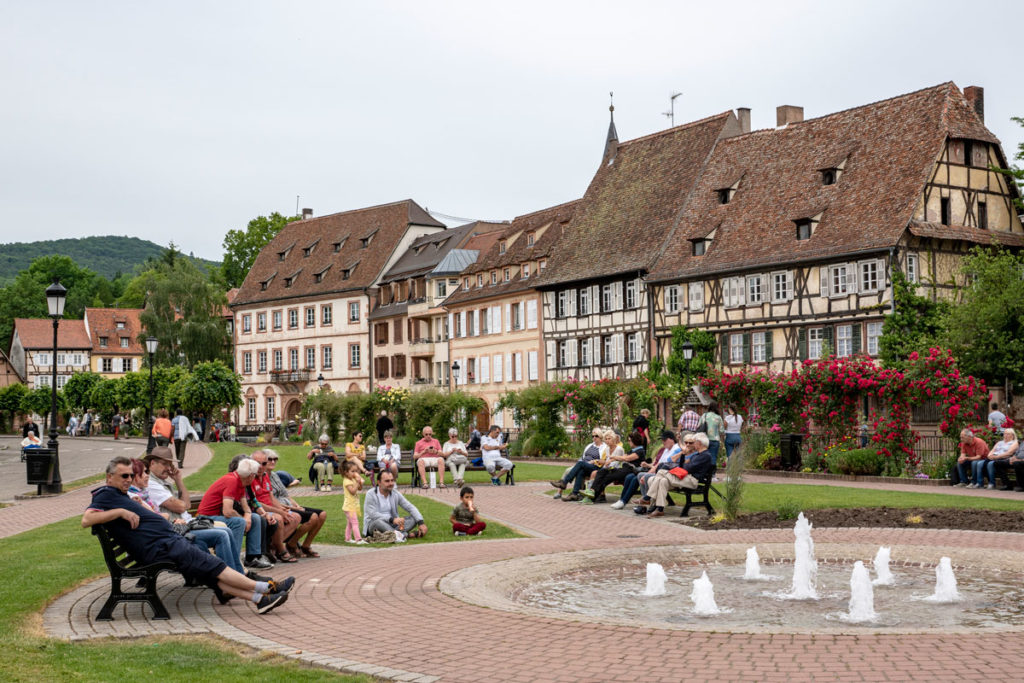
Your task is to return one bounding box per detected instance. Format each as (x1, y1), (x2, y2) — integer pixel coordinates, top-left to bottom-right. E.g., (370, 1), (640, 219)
(137, 255), (231, 369)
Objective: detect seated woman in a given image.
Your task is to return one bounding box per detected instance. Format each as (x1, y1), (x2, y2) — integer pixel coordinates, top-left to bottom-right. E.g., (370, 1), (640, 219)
(307, 434), (338, 491)
(443, 428), (470, 487)
(345, 431), (368, 477)
(982, 428), (1019, 490)
(375, 430), (401, 482)
(584, 430), (642, 504)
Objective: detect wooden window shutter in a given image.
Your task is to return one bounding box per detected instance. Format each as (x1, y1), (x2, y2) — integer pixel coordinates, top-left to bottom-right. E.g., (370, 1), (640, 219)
(719, 334), (729, 364)
(820, 267), (829, 297)
(822, 326), (834, 352)
(591, 336), (600, 365)
(568, 289), (577, 317)
(742, 333), (751, 364)
(846, 263), (858, 293)
(764, 330), (774, 363)
(546, 341), (556, 369)
(851, 323), (862, 355)
(505, 303), (511, 332)
(798, 328), (808, 361)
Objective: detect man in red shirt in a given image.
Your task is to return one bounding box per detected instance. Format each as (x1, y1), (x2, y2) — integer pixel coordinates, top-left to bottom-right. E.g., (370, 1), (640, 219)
(249, 450), (300, 563)
(197, 459), (270, 570)
(413, 426), (445, 489)
(955, 428), (990, 488)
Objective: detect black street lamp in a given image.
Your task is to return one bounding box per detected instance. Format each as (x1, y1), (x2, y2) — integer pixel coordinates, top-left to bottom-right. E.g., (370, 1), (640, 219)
(145, 336), (158, 454)
(45, 279), (66, 494)
(450, 361), (460, 394)
(681, 340), (694, 396)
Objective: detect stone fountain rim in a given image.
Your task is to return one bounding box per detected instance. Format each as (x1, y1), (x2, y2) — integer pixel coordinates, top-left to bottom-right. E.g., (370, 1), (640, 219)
(439, 542), (1024, 635)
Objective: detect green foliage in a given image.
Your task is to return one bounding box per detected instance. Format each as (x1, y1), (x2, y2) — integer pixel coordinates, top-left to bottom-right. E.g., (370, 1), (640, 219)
(497, 384), (570, 457)
(996, 116), (1024, 213)
(137, 257), (232, 368)
(722, 443), (746, 520)
(0, 256), (101, 347)
(114, 371), (148, 412)
(879, 269), (949, 369)
(0, 383), (29, 430)
(219, 212), (299, 288)
(665, 325), (717, 383)
(827, 448), (884, 476)
(20, 385), (65, 422)
(88, 377), (120, 420)
(405, 390), (485, 441)
(940, 246), (1024, 387)
(776, 499), (801, 520)
(754, 442), (781, 470)
(177, 361), (242, 417)
(301, 390), (352, 443)
(61, 372), (102, 412)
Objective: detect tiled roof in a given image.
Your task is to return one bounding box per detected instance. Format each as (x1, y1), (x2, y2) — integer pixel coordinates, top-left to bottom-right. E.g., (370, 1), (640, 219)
(13, 318), (92, 350)
(379, 221), (506, 284)
(908, 220), (1024, 247)
(84, 308), (145, 355)
(443, 200), (578, 306)
(433, 249), (479, 275)
(649, 83), (1005, 281)
(535, 113), (734, 287)
(232, 199), (444, 307)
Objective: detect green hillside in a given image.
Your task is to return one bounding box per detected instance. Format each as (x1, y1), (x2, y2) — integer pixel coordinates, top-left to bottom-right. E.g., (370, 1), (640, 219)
(0, 236), (220, 282)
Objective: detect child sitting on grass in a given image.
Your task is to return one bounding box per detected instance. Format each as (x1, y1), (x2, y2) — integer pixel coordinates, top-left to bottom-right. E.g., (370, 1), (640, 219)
(450, 486), (486, 536)
(342, 460), (367, 544)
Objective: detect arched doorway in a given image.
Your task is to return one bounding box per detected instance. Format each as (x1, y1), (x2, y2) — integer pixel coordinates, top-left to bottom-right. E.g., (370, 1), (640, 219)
(347, 382), (362, 394)
(472, 397), (490, 432)
(284, 398), (303, 423)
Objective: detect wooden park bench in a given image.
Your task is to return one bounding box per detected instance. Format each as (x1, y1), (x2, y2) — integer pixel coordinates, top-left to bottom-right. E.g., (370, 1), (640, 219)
(363, 450), (515, 488)
(92, 524), (175, 621)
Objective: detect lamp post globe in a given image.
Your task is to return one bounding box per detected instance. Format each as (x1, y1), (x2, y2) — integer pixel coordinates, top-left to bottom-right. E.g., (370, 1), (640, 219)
(145, 336), (158, 454)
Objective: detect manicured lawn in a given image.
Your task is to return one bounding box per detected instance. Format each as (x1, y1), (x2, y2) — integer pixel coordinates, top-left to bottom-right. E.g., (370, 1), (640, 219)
(0, 518), (368, 682)
(200, 442), (570, 489)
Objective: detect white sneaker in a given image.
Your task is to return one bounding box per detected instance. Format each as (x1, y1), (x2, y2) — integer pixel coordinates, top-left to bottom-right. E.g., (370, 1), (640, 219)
(610, 500), (625, 509)
(454, 531), (467, 536)
(355, 539), (368, 545)
(987, 484), (995, 490)
(966, 483), (977, 489)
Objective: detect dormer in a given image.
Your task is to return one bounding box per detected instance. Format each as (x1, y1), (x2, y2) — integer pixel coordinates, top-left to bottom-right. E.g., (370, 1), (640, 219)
(283, 268), (302, 288)
(690, 228), (717, 256)
(333, 235), (349, 253)
(260, 272), (277, 291)
(314, 265), (331, 283)
(715, 178), (741, 205)
(341, 260), (358, 280)
(302, 238), (320, 258)
(498, 240), (507, 255)
(360, 230), (378, 249)
(819, 149), (853, 186)
(794, 212), (824, 241)
(277, 243), (295, 262)
(526, 231), (536, 247)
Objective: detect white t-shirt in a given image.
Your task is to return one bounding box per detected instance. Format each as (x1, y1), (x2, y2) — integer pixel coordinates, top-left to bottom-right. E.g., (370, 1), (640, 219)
(443, 440), (467, 456)
(376, 442), (402, 465)
(725, 414), (744, 434)
(148, 477), (192, 522)
(481, 435), (504, 461)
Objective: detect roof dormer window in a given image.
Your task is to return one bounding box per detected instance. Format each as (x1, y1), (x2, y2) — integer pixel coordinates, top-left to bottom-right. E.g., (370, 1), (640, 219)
(503, 268), (511, 282)
(526, 232), (535, 247)
(260, 272), (276, 291)
(716, 189), (732, 205)
(464, 276), (470, 289)
(490, 271), (497, 285)
(821, 169), (838, 186)
(692, 239), (709, 256)
(314, 265), (331, 283)
(498, 240), (507, 254)
(361, 231), (377, 248)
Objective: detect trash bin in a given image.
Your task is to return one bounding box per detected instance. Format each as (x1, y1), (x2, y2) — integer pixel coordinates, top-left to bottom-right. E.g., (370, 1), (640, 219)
(25, 448), (55, 485)
(779, 434), (804, 470)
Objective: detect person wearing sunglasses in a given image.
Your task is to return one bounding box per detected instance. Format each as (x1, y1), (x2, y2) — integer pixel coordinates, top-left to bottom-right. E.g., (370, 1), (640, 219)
(550, 428), (609, 501)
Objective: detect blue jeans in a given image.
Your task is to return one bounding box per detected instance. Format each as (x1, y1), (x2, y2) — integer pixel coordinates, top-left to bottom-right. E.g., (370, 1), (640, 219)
(724, 433), (742, 459)
(210, 515), (259, 556)
(619, 473), (640, 503)
(561, 461), (599, 494)
(190, 526), (243, 574)
(974, 459), (995, 487)
(276, 470), (296, 487)
(707, 440), (721, 465)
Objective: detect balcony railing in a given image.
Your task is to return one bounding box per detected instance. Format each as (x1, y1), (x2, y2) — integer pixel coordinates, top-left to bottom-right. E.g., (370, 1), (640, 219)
(269, 369), (311, 383)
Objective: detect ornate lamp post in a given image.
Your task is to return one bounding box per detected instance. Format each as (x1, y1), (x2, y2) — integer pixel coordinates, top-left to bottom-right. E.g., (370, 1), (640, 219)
(450, 361), (460, 394)
(145, 336), (158, 454)
(45, 279), (66, 494)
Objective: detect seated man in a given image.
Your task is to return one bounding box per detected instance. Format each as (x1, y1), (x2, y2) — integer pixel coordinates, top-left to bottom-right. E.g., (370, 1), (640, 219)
(144, 447), (247, 576)
(264, 449), (326, 557)
(413, 426), (446, 488)
(83, 456), (292, 613)
(629, 430), (687, 513)
(955, 429), (989, 487)
(551, 428), (608, 501)
(587, 430), (645, 503)
(197, 458), (270, 570)
(481, 425), (513, 486)
(643, 432), (715, 517)
(249, 450), (302, 563)
(363, 471), (427, 541)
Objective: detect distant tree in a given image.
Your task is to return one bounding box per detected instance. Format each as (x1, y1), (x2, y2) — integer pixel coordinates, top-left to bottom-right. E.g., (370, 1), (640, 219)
(137, 258), (231, 368)
(178, 361), (242, 419)
(996, 116), (1024, 212)
(21, 386), (65, 430)
(940, 246), (1024, 397)
(115, 371), (149, 413)
(220, 212), (299, 288)
(63, 372), (103, 413)
(0, 255), (101, 346)
(0, 383), (29, 431)
(665, 326), (718, 387)
(880, 270), (948, 369)
(88, 377), (120, 421)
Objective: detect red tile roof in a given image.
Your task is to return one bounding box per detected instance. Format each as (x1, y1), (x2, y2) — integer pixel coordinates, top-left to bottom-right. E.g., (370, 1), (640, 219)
(13, 318), (92, 350)
(84, 308), (145, 355)
(536, 113), (735, 287)
(907, 220), (1024, 247)
(649, 83), (1007, 281)
(232, 199), (444, 307)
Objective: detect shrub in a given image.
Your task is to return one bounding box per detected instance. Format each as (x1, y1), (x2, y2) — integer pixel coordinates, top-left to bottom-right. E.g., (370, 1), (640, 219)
(754, 442), (782, 470)
(776, 500), (801, 520)
(828, 448), (884, 476)
(722, 444), (746, 520)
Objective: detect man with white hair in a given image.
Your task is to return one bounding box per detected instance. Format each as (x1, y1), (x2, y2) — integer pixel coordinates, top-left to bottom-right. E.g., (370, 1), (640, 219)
(197, 457), (271, 570)
(643, 432), (714, 517)
(84, 456), (293, 614)
(481, 425), (513, 486)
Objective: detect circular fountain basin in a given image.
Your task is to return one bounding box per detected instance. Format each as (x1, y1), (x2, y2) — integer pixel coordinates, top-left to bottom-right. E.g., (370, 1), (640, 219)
(440, 543), (1024, 634)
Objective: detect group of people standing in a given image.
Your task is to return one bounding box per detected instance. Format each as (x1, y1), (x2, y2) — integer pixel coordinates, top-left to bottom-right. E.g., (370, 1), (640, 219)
(676, 401), (744, 465)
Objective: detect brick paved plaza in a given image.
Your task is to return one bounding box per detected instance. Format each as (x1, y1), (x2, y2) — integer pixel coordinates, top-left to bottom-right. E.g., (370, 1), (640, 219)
(7, 443), (1022, 682)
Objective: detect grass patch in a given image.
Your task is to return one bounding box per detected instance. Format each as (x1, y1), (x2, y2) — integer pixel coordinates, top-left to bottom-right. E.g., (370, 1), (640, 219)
(294, 492), (522, 544)
(0, 518), (367, 682)
(738, 483), (1024, 513)
(200, 443), (569, 489)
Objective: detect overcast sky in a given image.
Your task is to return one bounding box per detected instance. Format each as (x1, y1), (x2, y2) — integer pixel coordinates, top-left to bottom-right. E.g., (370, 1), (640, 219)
(2, 1), (1022, 262)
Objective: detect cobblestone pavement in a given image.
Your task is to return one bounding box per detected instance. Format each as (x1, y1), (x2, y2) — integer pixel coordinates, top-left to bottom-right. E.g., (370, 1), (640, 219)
(40, 474), (1024, 682)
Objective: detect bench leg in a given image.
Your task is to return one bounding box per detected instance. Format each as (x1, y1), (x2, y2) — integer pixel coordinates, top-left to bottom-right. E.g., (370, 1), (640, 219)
(147, 593), (171, 620)
(96, 595), (119, 621)
(703, 496), (714, 516)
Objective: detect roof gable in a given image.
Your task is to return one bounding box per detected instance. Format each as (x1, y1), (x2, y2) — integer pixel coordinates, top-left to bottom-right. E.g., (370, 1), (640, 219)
(13, 318), (92, 350)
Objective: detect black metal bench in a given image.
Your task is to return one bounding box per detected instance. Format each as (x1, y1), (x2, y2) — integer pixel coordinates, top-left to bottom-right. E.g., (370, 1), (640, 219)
(679, 466), (723, 517)
(364, 451), (515, 488)
(92, 524), (176, 621)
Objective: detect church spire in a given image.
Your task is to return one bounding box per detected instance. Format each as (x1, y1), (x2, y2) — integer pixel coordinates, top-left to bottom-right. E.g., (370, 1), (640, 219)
(603, 91), (618, 163)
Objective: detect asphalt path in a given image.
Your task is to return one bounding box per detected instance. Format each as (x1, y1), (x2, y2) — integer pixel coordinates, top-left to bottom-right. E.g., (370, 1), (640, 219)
(0, 434), (149, 502)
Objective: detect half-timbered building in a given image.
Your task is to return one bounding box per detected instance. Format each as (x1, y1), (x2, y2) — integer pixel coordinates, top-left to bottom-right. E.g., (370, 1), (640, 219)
(535, 108), (746, 381)
(646, 83), (1023, 371)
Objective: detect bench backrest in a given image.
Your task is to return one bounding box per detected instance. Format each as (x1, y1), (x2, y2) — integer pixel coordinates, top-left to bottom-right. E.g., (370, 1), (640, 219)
(92, 525), (143, 574)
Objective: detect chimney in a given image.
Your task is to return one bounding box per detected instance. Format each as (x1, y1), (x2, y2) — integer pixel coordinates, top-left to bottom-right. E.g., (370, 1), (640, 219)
(776, 105), (804, 127)
(964, 85), (984, 122)
(302, 208), (313, 220)
(736, 107), (751, 134)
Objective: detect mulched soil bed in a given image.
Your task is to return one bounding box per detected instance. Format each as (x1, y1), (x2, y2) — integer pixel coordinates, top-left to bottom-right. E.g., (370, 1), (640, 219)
(676, 507), (1024, 533)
